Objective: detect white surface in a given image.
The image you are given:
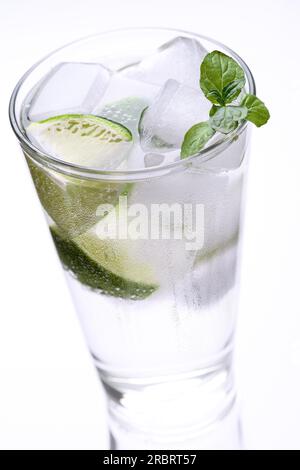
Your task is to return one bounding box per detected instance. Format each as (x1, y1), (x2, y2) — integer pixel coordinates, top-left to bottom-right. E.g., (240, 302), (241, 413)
(0, 0), (300, 450)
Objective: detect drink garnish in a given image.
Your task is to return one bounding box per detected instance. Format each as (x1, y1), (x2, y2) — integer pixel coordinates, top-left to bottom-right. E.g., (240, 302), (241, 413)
(181, 50), (270, 158)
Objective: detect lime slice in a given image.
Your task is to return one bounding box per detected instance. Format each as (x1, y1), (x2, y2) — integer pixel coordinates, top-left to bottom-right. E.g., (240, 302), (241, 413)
(27, 157), (131, 238)
(49, 186), (159, 299)
(26, 114), (132, 168)
(51, 225), (158, 300)
(26, 114), (133, 238)
(98, 97), (149, 137)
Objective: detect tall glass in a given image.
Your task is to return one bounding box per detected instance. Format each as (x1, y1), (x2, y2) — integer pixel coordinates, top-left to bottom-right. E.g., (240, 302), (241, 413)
(9, 29), (254, 450)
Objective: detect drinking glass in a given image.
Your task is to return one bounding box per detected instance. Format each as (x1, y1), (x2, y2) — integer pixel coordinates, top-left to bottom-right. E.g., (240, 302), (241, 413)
(9, 28), (255, 449)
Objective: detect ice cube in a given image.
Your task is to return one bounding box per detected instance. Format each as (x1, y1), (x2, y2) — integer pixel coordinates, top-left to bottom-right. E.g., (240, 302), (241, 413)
(194, 131), (248, 172)
(121, 36), (207, 89)
(139, 79), (211, 152)
(179, 241), (238, 309)
(144, 153), (165, 167)
(93, 75), (159, 136)
(28, 62), (111, 121)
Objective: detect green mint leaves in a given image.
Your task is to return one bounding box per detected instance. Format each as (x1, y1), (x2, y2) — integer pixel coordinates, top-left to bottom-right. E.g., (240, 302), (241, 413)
(200, 51), (245, 106)
(241, 94), (270, 127)
(181, 122), (215, 159)
(210, 105), (248, 134)
(181, 50), (270, 159)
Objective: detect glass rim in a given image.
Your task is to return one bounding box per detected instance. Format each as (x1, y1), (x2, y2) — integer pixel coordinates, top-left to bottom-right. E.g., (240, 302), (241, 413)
(9, 27), (256, 180)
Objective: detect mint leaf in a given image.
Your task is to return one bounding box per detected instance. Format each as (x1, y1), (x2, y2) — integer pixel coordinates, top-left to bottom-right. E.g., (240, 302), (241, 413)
(200, 51), (245, 106)
(210, 106), (248, 134)
(242, 94), (270, 127)
(209, 105), (219, 117)
(222, 79), (245, 103)
(181, 122), (215, 159)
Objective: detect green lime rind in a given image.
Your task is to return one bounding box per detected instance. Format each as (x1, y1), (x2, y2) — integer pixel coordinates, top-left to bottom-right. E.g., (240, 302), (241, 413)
(50, 226), (158, 300)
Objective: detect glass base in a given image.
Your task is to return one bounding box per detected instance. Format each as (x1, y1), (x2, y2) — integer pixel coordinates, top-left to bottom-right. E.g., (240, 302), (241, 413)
(109, 399), (242, 450)
(97, 352), (240, 450)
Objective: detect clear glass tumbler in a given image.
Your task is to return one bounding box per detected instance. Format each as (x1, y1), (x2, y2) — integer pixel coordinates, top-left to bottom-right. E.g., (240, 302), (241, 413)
(9, 28), (255, 450)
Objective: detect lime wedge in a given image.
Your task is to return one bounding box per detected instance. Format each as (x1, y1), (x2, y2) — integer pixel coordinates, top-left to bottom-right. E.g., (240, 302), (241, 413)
(26, 114), (133, 238)
(26, 114), (158, 298)
(26, 114), (132, 168)
(27, 157), (131, 238)
(98, 97), (149, 137)
(49, 188), (159, 299)
(51, 225), (158, 300)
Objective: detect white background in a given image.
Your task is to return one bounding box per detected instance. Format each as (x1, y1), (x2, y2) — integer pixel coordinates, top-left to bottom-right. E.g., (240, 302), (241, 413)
(1, 0), (300, 450)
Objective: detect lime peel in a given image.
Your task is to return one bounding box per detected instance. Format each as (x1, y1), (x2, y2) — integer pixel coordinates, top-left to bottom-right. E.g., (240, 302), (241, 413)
(26, 114), (133, 168)
(51, 226), (158, 300)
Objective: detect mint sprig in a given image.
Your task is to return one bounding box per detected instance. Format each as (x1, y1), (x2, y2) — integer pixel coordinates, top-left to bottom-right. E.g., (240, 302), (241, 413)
(181, 50), (270, 159)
